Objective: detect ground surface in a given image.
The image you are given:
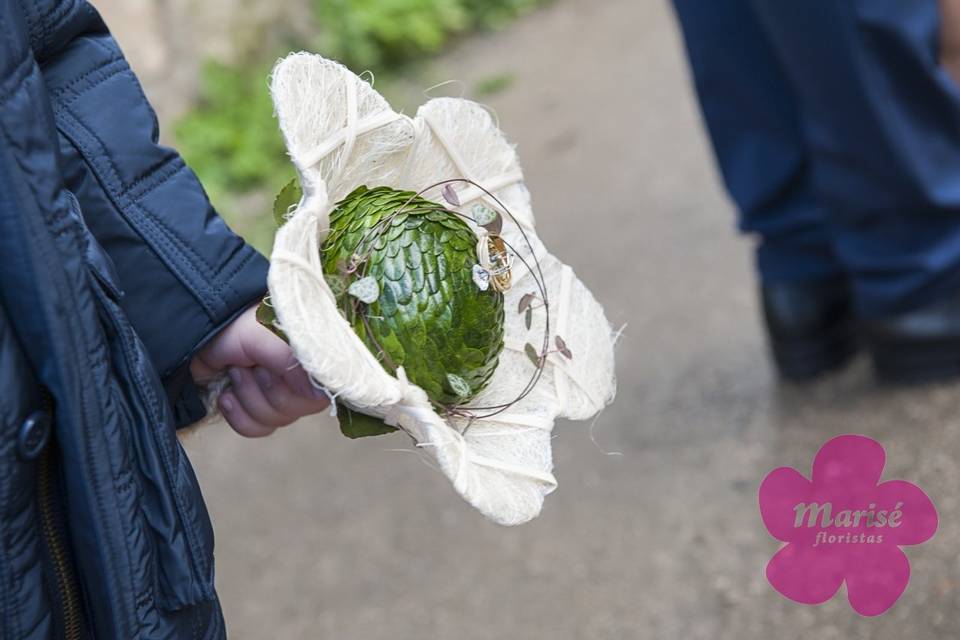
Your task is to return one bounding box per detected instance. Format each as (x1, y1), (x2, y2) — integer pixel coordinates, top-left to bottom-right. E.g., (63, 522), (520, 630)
(101, 0), (960, 637)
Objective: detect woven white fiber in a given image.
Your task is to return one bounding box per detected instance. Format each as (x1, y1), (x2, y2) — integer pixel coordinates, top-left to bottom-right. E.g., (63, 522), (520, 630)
(267, 53), (616, 526)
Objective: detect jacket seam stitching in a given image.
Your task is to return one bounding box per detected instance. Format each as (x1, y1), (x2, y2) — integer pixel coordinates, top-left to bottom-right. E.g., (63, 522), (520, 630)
(125, 170), (242, 301)
(50, 57), (126, 104)
(53, 103), (123, 194)
(17, 0), (41, 57)
(129, 200), (223, 300)
(127, 200), (221, 315)
(50, 39), (163, 151)
(41, 41), (245, 317)
(121, 157), (184, 201)
(219, 247), (258, 295)
(123, 160), (245, 307)
(56, 103), (234, 305)
(55, 108), (229, 318)
(131, 165), (245, 302)
(40, 0), (79, 50)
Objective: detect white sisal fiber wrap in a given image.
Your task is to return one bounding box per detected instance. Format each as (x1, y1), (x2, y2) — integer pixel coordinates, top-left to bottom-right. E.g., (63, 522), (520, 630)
(267, 53), (617, 526)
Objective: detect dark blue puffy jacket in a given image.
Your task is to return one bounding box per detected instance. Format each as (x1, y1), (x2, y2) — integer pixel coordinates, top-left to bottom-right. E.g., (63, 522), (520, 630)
(0, 0), (269, 638)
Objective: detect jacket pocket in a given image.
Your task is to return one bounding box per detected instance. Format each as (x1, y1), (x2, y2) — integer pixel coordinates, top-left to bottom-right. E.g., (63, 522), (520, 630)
(67, 194), (216, 610)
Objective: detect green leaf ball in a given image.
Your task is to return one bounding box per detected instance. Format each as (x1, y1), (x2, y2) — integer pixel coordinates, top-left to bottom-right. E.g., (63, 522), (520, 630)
(321, 185), (505, 406)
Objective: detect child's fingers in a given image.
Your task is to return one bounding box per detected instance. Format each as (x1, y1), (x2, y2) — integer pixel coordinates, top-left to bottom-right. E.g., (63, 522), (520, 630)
(232, 308), (301, 378)
(219, 390), (277, 438)
(280, 365), (333, 405)
(227, 367), (297, 428)
(243, 331), (301, 379)
(253, 367), (331, 417)
(199, 306), (292, 373)
(189, 355), (220, 385)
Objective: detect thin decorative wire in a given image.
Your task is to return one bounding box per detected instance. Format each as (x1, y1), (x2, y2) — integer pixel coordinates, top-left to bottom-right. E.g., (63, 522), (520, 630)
(327, 177), (551, 425)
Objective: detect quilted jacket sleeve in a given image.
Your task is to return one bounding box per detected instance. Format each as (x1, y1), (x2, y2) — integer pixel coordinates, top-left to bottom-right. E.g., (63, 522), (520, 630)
(29, 1), (269, 425)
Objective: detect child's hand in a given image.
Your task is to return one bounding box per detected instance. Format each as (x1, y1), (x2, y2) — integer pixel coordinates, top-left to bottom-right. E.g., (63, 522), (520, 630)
(190, 305), (331, 437)
(943, 0), (960, 83)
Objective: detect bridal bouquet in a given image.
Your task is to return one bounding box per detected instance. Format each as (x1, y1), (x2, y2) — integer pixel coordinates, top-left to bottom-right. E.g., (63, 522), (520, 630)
(260, 53), (617, 525)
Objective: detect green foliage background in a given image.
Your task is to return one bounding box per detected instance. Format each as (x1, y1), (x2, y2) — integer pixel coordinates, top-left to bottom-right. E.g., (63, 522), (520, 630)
(174, 0), (545, 253)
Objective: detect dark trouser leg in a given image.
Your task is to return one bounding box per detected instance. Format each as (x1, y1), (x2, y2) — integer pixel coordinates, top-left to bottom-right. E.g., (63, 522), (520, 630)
(673, 0), (857, 379)
(672, 0), (843, 285)
(750, 0), (960, 317)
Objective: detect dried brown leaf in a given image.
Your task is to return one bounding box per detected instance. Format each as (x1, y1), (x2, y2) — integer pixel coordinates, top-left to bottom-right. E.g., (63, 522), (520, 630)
(518, 292), (535, 314)
(442, 184), (461, 207)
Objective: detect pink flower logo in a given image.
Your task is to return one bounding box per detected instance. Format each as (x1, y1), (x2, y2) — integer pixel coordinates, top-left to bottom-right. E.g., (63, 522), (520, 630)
(758, 434), (937, 616)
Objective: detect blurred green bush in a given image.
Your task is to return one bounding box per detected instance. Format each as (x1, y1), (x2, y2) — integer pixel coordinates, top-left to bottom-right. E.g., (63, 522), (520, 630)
(312, 0), (468, 72)
(312, 0), (543, 70)
(175, 61), (289, 199)
(175, 0), (546, 253)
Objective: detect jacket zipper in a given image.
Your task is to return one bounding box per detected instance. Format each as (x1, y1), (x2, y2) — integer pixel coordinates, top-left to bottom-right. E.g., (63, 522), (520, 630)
(36, 393), (83, 640)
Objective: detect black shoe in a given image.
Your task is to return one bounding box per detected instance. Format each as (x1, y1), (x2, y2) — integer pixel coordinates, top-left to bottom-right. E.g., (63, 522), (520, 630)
(761, 278), (858, 381)
(863, 294), (960, 383)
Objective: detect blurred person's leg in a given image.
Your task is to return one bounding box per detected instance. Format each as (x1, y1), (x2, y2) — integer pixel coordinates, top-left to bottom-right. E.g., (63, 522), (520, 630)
(746, 1), (960, 313)
(672, 0), (841, 284)
(673, 0), (857, 379)
(749, 0), (960, 380)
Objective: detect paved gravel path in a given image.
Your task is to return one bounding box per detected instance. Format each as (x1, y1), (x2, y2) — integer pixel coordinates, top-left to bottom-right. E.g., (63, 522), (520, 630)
(164, 0), (960, 637)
